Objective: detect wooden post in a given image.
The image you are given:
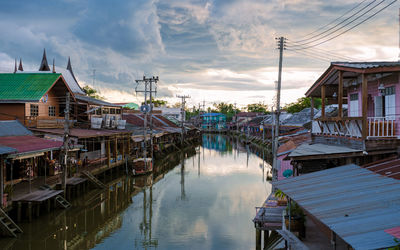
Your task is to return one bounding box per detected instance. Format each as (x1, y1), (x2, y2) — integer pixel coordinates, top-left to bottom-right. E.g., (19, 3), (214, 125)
(264, 230), (269, 248)
(114, 137), (118, 163)
(338, 71), (343, 118)
(28, 202), (32, 222)
(0, 158), (3, 208)
(321, 85), (326, 119)
(310, 98), (315, 134)
(17, 202), (22, 222)
(256, 229), (261, 250)
(362, 74), (368, 140)
(122, 136), (125, 161)
(107, 139), (111, 167)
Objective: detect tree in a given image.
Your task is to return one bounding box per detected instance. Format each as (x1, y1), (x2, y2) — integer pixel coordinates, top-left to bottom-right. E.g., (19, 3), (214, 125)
(83, 85), (104, 100)
(212, 102), (240, 121)
(246, 103), (269, 113)
(284, 97), (322, 114)
(142, 98), (167, 107)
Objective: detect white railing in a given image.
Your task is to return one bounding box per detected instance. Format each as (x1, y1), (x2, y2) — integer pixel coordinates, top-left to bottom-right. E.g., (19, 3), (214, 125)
(312, 118), (362, 138)
(368, 117), (396, 137)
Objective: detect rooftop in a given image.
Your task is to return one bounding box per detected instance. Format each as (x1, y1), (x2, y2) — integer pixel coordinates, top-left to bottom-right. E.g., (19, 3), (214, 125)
(273, 164), (400, 250)
(0, 120), (33, 137)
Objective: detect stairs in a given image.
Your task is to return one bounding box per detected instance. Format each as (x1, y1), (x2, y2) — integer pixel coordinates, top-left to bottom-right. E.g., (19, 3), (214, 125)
(55, 195), (71, 209)
(0, 208), (23, 237)
(265, 231), (283, 250)
(81, 171), (107, 189)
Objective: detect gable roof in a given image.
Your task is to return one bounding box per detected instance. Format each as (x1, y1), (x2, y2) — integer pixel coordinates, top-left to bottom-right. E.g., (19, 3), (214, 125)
(0, 120), (32, 137)
(0, 73), (62, 102)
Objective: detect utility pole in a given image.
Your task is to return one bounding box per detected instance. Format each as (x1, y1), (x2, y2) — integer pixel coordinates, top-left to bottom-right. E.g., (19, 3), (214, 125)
(234, 102), (238, 133)
(177, 95), (190, 145)
(135, 76), (158, 168)
(272, 36), (286, 184)
(62, 92), (70, 198)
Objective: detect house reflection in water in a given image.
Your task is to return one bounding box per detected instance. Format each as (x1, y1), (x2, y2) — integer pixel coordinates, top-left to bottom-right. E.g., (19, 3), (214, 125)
(202, 134), (230, 152)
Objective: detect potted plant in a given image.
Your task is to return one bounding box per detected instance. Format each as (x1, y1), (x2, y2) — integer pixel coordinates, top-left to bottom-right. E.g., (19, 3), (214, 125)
(274, 189), (288, 206)
(285, 201), (306, 238)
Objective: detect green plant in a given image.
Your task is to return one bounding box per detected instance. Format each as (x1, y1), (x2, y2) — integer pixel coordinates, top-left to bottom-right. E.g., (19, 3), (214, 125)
(388, 238), (400, 250)
(286, 201), (305, 222)
(275, 189), (286, 199)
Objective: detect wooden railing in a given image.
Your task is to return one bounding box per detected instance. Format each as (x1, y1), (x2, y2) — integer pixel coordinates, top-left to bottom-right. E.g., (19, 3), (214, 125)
(312, 117), (397, 138)
(312, 117), (363, 138)
(24, 116), (68, 128)
(368, 117), (396, 137)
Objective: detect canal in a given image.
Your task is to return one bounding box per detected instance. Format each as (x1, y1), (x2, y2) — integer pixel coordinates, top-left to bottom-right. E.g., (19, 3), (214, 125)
(0, 134), (272, 250)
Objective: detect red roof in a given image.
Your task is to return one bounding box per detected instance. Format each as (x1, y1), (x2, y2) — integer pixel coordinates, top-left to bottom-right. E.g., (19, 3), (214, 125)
(362, 158), (400, 180)
(0, 135), (62, 154)
(277, 133), (311, 155)
(124, 114), (179, 128)
(31, 128), (130, 138)
(385, 226), (400, 239)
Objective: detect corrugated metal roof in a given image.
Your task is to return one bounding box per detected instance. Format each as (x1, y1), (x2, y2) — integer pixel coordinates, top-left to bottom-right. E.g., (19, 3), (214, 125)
(288, 143), (361, 157)
(0, 135), (62, 154)
(0, 145), (17, 155)
(0, 73), (61, 101)
(332, 61), (400, 69)
(274, 164), (400, 250)
(0, 120), (32, 137)
(75, 95), (121, 107)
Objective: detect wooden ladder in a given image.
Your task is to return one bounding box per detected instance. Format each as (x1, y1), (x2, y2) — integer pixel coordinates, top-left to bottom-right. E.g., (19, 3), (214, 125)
(55, 195), (71, 209)
(0, 208), (23, 237)
(82, 171), (107, 189)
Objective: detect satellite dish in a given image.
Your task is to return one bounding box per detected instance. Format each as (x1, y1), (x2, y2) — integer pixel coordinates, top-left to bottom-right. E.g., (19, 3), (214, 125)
(140, 105), (150, 113)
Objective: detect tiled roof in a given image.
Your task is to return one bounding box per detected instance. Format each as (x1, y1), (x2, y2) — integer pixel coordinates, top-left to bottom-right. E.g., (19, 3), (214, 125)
(0, 120), (33, 137)
(124, 114), (179, 128)
(0, 73), (61, 101)
(31, 128), (130, 138)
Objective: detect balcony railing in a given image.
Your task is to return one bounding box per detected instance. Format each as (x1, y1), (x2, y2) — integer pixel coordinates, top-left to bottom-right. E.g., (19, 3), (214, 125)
(368, 117), (395, 137)
(312, 117), (397, 139)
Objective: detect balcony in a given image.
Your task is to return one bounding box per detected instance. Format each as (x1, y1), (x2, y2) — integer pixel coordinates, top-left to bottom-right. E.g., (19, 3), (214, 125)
(24, 116), (69, 128)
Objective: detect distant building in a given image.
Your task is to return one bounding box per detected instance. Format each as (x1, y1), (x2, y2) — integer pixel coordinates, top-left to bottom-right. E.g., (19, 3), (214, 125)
(153, 107), (183, 122)
(201, 113), (226, 130)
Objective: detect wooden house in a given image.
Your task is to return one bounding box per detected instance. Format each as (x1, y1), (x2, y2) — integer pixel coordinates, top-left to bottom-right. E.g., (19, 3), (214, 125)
(0, 73), (76, 128)
(289, 62), (400, 173)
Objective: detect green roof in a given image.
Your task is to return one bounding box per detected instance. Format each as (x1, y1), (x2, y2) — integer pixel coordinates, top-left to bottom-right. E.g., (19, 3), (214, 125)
(0, 73), (61, 101)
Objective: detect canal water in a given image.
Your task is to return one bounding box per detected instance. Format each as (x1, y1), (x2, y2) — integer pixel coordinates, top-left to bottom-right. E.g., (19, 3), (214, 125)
(0, 134), (272, 250)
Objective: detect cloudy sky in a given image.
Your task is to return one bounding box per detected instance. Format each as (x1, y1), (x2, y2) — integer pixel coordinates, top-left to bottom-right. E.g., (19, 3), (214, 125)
(0, 0), (398, 108)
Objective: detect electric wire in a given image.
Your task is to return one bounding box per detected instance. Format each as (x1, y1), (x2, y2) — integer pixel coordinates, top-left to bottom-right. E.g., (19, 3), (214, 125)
(292, 0), (377, 43)
(287, 0), (397, 50)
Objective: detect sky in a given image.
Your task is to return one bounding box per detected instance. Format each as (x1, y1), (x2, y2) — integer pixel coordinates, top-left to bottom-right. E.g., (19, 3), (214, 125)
(0, 0), (399, 109)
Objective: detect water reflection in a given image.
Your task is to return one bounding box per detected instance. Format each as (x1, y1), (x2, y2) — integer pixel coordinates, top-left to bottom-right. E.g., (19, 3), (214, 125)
(0, 134), (271, 250)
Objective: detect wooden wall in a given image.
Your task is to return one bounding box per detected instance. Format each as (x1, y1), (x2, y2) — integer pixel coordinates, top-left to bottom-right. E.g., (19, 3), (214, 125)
(24, 87), (60, 117)
(0, 103), (25, 121)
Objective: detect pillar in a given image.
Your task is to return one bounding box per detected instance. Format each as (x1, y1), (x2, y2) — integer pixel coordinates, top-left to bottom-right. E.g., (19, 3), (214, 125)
(362, 74), (368, 140)
(338, 71), (343, 118)
(264, 230), (269, 248)
(256, 229), (261, 250)
(321, 85), (326, 119)
(107, 139), (111, 167)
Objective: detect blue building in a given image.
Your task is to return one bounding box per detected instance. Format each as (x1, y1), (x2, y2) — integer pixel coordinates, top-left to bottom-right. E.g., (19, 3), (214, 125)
(201, 113), (226, 130)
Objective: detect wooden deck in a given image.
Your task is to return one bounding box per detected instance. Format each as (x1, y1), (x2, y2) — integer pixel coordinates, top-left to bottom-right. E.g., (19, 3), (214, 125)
(253, 193), (286, 230)
(13, 189), (63, 202)
(65, 177), (87, 186)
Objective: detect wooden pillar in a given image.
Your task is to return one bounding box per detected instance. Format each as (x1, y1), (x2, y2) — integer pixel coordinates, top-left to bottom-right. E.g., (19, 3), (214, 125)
(28, 202), (32, 222)
(338, 71), (343, 118)
(362, 74), (368, 140)
(0, 158), (3, 208)
(114, 137), (118, 163)
(256, 229), (261, 250)
(17, 202), (22, 222)
(107, 139), (111, 167)
(310, 98), (315, 134)
(122, 136), (125, 161)
(128, 136), (131, 157)
(321, 85), (326, 118)
(264, 230), (269, 248)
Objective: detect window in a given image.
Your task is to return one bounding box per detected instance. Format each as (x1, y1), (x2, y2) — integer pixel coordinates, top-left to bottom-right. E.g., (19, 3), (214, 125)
(385, 86), (396, 120)
(48, 106), (56, 116)
(103, 108), (109, 114)
(30, 104), (39, 117)
(349, 93), (359, 117)
(116, 108), (121, 114)
(110, 108), (116, 114)
(96, 107), (101, 115)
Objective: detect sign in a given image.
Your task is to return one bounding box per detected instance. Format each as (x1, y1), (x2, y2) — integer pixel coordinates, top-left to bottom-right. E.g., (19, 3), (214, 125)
(140, 104), (150, 113)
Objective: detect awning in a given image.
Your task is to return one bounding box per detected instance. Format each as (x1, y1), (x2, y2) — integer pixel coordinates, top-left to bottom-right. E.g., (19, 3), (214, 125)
(273, 164), (400, 250)
(288, 143), (362, 160)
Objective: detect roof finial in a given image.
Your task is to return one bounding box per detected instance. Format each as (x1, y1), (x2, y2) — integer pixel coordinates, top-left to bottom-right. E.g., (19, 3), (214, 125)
(52, 58), (55, 73)
(18, 58), (23, 71)
(39, 48), (50, 71)
(66, 56), (78, 82)
(14, 58), (17, 73)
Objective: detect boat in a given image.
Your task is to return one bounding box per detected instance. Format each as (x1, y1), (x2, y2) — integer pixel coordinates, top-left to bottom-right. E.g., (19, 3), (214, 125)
(131, 158), (153, 176)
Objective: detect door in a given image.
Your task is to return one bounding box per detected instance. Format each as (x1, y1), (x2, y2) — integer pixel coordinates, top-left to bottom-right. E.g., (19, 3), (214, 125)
(349, 93), (359, 117)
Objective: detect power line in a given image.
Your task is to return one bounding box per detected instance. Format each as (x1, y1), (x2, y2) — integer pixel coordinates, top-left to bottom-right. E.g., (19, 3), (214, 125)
(287, 0), (397, 50)
(295, 0), (370, 40)
(292, 0), (378, 44)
